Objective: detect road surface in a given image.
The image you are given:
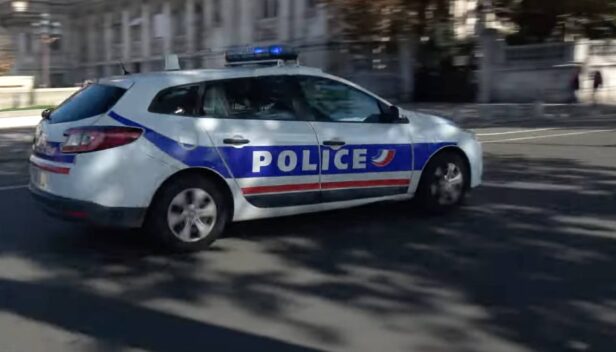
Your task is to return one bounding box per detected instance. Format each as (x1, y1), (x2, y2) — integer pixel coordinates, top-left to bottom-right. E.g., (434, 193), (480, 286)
(0, 115), (615, 352)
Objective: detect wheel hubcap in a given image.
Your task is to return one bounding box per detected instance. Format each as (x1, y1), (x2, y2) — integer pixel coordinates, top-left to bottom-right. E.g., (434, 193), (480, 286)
(167, 188), (217, 243)
(430, 162), (464, 206)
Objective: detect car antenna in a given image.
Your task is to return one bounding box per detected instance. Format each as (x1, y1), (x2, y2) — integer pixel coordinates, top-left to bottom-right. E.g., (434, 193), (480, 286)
(120, 62), (131, 75)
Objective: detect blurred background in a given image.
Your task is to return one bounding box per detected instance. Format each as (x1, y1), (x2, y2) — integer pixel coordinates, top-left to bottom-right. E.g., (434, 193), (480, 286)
(0, 0), (616, 110)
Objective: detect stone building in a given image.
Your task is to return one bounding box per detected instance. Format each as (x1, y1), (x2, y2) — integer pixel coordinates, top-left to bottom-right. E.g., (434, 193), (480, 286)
(0, 0), (330, 86)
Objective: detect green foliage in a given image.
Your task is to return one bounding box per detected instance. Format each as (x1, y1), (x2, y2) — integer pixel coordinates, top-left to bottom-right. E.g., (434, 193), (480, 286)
(322, 0), (452, 41)
(492, 0), (616, 43)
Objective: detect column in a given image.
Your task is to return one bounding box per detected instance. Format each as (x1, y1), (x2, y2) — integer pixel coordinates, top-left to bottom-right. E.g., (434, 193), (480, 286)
(104, 12), (113, 63)
(88, 16), (97, 63)
(141, 2), (151, 71)
(121, 9), (131, 61)
(162, 1), (172, 55)
(278, 0), (291, 42)
(201, 0), (210, 67)
(186, 0), (195, 54)
(222, 0), (237, 46)
(478, 30), (496, 103)
(398, 37), (415, 102)
(239, 0), (253, 45)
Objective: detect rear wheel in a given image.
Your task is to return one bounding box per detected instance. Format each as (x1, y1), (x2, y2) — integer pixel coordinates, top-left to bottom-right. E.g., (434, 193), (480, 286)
(145, 175), (229, 251)
(416, 151), (468, 213)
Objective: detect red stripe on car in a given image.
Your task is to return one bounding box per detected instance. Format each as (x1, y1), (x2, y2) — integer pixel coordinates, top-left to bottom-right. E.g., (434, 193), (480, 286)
(242, 179), (410, 195)
(242, 182), (320, 195)
(31, 160), (71, 175)
(322, 179), (410, 190)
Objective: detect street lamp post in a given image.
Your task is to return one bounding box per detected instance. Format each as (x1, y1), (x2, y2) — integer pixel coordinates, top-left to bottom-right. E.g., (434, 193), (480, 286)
(32, 13), (62, 88)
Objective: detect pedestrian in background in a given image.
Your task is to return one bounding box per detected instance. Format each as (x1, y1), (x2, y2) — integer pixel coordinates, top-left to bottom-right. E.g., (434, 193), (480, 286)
(593, 70), (603, 104)
(570, 67), (580, 103)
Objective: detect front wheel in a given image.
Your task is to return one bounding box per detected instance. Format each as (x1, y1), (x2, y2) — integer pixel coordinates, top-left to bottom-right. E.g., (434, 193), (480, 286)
(415, 152), (468, 213)
(145, 175), (230, 251)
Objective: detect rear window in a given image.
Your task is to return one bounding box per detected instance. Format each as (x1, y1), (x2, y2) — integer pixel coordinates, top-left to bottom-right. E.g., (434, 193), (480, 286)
(50, 84), (127, 124)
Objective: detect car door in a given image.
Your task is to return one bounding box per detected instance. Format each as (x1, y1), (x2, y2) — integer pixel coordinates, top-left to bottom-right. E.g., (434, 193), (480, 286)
(295, 75), (414, 203)
(197, 75), (321, 208)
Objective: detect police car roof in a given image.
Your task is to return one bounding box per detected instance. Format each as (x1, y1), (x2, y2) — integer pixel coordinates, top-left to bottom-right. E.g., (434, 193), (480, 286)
(99, 64), (324, 88)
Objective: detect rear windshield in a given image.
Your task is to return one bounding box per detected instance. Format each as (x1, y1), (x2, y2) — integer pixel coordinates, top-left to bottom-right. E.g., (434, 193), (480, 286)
(50, 84), (127, 124)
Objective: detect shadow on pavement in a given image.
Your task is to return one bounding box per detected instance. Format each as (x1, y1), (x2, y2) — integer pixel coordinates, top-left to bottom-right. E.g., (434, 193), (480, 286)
(0, 152), (615, 351)
(0, 278), (324, 352)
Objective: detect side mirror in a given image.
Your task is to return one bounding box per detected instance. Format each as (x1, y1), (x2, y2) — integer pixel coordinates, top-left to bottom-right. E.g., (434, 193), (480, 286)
(381, 105), (401, 123)
(41, 108), (53, 120)
(388, 105), (400, 118)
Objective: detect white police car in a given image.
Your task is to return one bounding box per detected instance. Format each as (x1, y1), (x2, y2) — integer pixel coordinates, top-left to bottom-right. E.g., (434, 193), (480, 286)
(30, 46), (482, 250)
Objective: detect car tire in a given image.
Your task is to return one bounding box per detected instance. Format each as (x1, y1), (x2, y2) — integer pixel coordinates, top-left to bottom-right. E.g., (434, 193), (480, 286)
(145, 175), (230, 251)
(415, 151), (468, 214)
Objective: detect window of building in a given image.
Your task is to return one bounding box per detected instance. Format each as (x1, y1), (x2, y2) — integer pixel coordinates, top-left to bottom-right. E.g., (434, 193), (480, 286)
(149, 84), (201, 116)
(212, 0), (222, 27)
(203, 76), (299, 121)
(23, 32), (32, 54)
(173, 6), (185, 36)
(260, 0), (278, 19)
(306, 0), (317, 9)
(306, 0), (318, 16)
(296, 76), (384, 123)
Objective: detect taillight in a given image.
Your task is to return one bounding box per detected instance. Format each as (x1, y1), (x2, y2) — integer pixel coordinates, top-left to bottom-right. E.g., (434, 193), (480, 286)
(61, 126), (143, 153)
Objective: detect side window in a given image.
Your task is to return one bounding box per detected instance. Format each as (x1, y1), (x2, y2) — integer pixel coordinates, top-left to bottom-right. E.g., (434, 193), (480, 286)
(297, 76), (383, 123)
(202, 76), (299, 121)
(149, 84), (201, 116)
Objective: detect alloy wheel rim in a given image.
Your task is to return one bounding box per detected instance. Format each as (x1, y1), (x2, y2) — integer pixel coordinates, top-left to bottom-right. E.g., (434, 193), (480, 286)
(430, 162), (464, 206)
(167, 188), (217, 243)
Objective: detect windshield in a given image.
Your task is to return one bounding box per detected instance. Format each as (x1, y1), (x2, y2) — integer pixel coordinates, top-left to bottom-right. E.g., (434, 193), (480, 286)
(50, 84), (127, 124)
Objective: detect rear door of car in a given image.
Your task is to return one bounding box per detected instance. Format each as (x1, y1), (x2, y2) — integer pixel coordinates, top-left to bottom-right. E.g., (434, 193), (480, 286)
(196, 75), (321, 208)
(294, 75), (414, 203)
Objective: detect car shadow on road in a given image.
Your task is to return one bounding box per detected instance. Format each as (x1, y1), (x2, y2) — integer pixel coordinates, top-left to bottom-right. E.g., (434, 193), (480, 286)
(1, 152), (616, 351)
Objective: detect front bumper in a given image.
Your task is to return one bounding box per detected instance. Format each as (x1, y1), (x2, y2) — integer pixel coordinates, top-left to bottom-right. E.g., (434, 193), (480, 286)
(30, 184), (146, 228)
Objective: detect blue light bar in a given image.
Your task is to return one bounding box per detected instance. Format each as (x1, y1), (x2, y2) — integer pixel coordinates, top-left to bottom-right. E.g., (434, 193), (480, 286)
(225, 45), (298, 63)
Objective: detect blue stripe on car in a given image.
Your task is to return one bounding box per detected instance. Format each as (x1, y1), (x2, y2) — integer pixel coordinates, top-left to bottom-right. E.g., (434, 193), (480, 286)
(109, 111), (231, 178)
(413, 142), (458, 170)
(109, 111), (457, 179)
(33, 142), (76, 164)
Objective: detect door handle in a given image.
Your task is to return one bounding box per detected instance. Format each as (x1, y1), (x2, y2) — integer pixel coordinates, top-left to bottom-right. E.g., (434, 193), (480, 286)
(323, 140), (346, 147)
(223, 137), (250, 145)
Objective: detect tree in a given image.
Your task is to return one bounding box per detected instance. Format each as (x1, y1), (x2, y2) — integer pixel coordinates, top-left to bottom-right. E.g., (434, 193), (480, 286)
(492, 0), (616, 43)
(322, 0), (452, 42)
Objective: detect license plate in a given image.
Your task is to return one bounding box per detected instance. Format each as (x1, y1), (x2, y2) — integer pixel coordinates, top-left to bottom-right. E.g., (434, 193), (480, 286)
(31, 166), (48, 191)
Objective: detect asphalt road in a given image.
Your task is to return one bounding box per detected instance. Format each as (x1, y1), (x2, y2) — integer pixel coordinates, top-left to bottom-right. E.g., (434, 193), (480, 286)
(0, 115), (615, 352)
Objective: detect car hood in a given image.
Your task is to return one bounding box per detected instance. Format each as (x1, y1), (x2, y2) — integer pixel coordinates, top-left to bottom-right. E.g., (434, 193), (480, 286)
(400, 109), (459, 128)
(400, 108), (470, 143)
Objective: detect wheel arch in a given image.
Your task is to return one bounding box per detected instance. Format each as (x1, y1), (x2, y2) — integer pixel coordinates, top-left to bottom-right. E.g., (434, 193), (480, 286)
(148, 167), (235, 220)
(420, 146), (472, 190)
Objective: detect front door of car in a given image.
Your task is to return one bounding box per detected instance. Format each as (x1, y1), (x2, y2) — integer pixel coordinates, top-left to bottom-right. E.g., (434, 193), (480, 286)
(294, 75), (414, 203)
(197, 75), (321, 208)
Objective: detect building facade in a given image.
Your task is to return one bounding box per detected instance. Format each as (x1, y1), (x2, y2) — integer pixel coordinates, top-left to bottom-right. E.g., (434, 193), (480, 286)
(0, 0), (330, 86)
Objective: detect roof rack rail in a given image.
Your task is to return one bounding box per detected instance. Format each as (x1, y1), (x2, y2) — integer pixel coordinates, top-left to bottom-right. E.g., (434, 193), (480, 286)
(225, 59), (298, 68)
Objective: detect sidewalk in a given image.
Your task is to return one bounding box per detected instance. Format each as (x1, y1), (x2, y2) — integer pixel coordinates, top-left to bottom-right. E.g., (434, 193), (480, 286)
(402, 103), (616, 123)
(0, 109), (45, 119)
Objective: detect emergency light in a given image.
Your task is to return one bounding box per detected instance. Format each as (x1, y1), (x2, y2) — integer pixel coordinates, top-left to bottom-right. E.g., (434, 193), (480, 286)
(225, 45), (299, 64)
